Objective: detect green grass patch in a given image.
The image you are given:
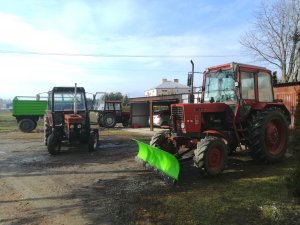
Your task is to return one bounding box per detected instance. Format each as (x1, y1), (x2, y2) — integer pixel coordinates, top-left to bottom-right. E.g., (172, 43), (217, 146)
(136, 165), (300, 225)
(0, 110), (17, 132)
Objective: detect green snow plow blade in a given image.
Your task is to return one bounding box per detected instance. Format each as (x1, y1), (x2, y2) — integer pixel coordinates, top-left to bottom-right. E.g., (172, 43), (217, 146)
(134, 139), (180, 182)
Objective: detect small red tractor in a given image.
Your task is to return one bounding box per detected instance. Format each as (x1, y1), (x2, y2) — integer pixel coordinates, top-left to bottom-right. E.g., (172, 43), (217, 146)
(147, 62), (290, 178)
(94, 93), (130, 128)
(44, 84), (99, 155)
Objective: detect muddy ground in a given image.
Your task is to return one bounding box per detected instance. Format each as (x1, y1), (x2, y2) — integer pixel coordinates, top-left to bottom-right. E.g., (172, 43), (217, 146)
(0, 128), (299, 225)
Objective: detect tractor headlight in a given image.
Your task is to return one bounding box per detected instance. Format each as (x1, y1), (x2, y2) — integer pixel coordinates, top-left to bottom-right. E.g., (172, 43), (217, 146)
(70, 124), (75, 129)
(181, 122), (185, 129)
(77, 124), (82, 129)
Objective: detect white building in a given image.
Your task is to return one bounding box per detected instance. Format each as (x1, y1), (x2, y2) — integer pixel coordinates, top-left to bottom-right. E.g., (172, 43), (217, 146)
(145, 78), (192, 97)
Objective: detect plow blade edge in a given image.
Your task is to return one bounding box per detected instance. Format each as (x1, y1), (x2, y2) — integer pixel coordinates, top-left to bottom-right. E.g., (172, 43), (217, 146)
(134, 139), (180, 181)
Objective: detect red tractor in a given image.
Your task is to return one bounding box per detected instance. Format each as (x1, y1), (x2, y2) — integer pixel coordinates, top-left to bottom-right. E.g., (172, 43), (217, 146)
(149, 62), (291, 176)
(94, 92), (130, 128)
(44, 84), (99, 155)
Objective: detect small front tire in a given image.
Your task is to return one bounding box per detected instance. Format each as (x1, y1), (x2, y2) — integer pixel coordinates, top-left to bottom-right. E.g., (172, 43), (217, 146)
(47, 133), (61, 155)
(88, 131), (99, 152)
(193, 136), (227, 176)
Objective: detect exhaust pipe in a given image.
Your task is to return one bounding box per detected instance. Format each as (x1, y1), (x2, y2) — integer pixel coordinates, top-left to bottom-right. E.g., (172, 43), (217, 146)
(74, 83), (77, 114)
(190, 60), (194, 103)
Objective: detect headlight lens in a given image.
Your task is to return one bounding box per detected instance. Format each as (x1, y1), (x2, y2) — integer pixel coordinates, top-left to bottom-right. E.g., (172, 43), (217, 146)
(181, 122), (185, 129)
(77, 124), (82, 128)
(70, 124), (74, 129)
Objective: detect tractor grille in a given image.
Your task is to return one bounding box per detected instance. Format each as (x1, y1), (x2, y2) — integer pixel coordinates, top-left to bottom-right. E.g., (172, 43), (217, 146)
(172, 106), (184, 120)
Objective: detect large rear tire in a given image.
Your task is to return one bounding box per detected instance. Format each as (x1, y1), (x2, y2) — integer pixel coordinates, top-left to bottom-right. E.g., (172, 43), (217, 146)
(193, 136), (227, 176)
(149, 130), (175, 153)
(19, 118), (35, 133)
(47, 133), (61, 155)
(103, 113), (116, 128)
(247, 107), (289, 163)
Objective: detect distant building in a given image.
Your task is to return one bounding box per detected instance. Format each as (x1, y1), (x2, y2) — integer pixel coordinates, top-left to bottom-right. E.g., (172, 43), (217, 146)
(145, 78), (191, 97)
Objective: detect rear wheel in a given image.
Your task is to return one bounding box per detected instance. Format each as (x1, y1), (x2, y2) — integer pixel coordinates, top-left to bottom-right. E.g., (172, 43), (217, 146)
(247, 108), (288, 163)
(47, 133), (61, 155)
(149, 130), (175, 153)
(193, 136), (227, 176)
(19, 118), (35, 133)
(103, 113), (116, 128)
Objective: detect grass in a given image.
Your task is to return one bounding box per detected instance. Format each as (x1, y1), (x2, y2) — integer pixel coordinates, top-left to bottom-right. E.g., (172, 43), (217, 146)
(136, 166), (300, 225)
(0, 110), (18, 132)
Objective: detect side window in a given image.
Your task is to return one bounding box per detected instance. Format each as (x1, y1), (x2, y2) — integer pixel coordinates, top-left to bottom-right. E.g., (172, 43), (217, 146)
(241, 72), (255, 100)
(115, 103), (121, 110)
(105, 103), (114, 110)
(258, 72), (273, 102)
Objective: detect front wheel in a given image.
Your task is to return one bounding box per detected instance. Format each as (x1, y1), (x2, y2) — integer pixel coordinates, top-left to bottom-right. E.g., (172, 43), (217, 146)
(149, 130), (176, 154)
(193, 136), (227, 176)
(47, 133), (61, 155)
(88, 130), (99, 152)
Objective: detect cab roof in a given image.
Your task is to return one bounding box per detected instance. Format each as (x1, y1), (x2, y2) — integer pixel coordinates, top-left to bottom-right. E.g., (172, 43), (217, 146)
(206, 62), (271, 74)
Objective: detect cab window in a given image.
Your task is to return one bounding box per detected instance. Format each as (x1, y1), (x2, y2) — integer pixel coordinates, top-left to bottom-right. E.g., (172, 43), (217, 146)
(258, 72), (273, 102)
(241, 72), (255, 100)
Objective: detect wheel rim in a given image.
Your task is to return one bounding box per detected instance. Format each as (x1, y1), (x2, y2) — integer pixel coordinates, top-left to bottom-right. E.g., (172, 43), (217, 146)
(106, 117), (114, 126)
(265, 119), (285, 155)
(207, 147), (224, 172)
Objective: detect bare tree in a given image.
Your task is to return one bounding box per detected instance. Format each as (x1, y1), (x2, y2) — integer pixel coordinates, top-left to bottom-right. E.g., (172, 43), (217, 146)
(240, 0), (300, 82)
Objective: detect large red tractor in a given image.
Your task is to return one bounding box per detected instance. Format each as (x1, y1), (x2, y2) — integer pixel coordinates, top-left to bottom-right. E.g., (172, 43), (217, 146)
(148, 62), (290, 177)
(44, 84), (99, 155)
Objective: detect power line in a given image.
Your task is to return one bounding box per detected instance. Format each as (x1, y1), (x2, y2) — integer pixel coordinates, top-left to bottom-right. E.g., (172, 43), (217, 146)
(0, 50), (247, 58)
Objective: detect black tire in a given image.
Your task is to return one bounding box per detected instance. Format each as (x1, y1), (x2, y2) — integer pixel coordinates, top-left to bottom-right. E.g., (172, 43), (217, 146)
(47, 133), (61, 155)
(103, 113), (116, 128)
(18, 118), (36, 133)
(193, 136), (227, 176)
(88, 131), (99, 152)
(44, 124), (51, 146)
(97, 113), (104, 127)
(149, 130), (175, 153)
(247, 107), (289, 163)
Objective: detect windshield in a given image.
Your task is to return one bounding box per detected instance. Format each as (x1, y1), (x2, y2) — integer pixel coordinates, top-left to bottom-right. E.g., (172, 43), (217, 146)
(204, 69), (236, 103)
(53, 92), (86, 111)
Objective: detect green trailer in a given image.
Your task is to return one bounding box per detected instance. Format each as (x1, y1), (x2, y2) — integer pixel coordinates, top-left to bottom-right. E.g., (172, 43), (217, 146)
(12, 96), (47, 132)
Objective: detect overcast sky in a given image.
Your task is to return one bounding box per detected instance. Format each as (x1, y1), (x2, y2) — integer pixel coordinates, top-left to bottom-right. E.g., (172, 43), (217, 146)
(0, 0), (267, 99)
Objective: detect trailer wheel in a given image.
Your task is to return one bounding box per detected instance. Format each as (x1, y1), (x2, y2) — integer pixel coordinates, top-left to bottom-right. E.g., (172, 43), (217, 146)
(47, 133), (61, 155)
(193, 136), (227, 176)
(88, 130), (99, 152)
(18, 118), (35, 133)
(150, 130), (175, 154)
(247, 107), (288, 163)
(103, 113), (116, 128)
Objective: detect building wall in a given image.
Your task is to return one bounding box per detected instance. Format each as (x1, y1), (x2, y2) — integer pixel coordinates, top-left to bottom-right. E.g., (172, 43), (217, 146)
(156, 88), (191, 96)
(273, 85), (300, 128)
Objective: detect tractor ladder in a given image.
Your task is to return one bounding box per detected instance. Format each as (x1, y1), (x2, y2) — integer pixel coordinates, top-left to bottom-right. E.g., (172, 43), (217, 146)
(233, 121), (248, 152)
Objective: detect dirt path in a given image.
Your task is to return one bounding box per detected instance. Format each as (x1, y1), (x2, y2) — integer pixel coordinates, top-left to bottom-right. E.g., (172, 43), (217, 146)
(0, 130), (166, 225)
